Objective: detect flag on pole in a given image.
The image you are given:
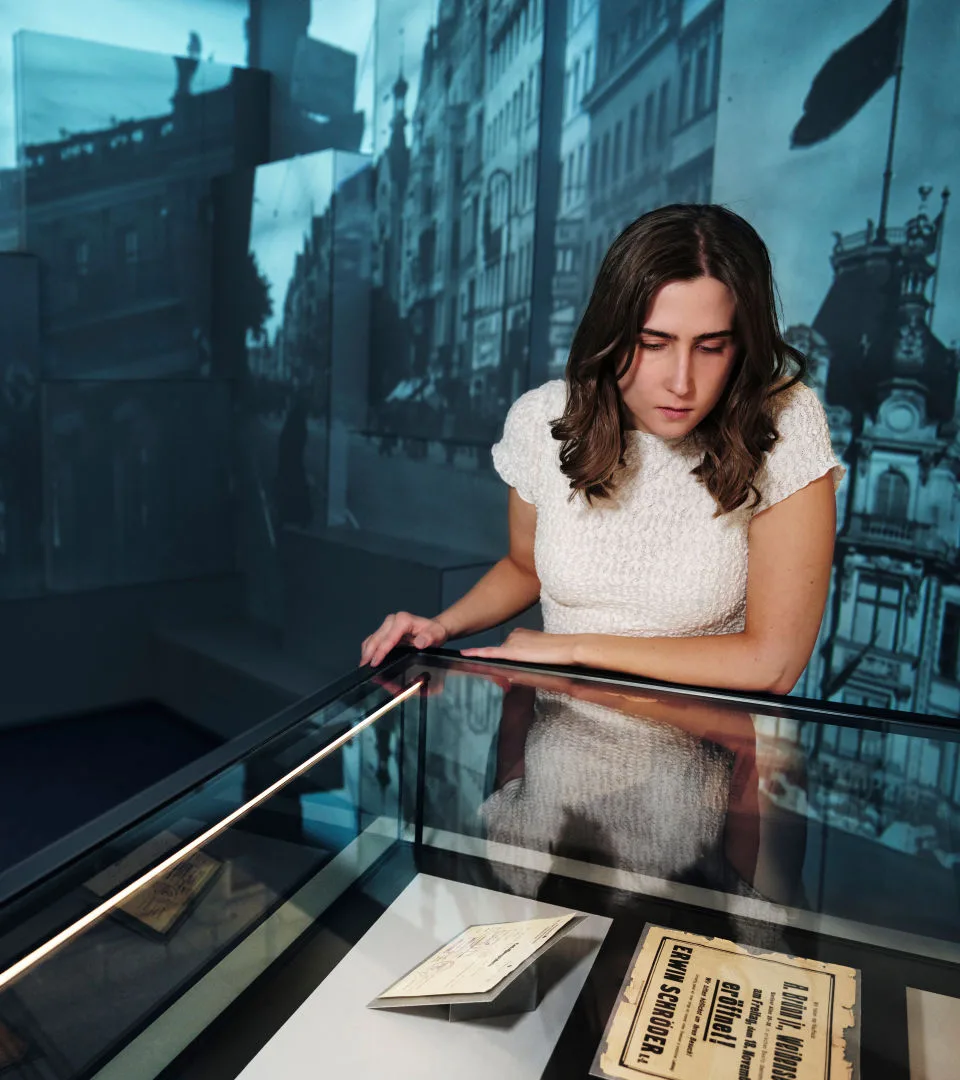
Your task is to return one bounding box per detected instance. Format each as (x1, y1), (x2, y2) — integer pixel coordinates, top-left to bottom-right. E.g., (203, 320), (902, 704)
(790, 0), (906, 148)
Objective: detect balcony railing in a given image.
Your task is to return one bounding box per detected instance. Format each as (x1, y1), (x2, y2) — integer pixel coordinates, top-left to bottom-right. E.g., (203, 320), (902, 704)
(846, 513), (953, 558)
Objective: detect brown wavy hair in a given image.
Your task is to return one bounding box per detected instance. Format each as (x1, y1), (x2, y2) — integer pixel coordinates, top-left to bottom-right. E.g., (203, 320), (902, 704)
(551, 204), (806, 514)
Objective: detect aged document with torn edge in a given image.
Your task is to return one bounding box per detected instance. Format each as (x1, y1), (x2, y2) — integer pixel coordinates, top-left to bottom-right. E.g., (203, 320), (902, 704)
(592, 925), (860, 1080)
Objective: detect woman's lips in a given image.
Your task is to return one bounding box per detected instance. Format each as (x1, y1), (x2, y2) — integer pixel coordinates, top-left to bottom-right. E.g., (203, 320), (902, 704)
(656, 407), (693, 421)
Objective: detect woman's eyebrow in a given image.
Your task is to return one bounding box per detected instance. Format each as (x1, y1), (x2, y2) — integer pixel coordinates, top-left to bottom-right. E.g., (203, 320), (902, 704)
(639, 328), (735, 341)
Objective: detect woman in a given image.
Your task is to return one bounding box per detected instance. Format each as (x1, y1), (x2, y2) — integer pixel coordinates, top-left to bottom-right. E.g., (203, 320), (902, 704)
(360, 204), (844, 693)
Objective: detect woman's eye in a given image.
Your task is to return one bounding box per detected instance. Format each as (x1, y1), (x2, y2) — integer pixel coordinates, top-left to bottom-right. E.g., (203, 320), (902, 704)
(698, 344), (727, 354)
(640, 341), (665, 351)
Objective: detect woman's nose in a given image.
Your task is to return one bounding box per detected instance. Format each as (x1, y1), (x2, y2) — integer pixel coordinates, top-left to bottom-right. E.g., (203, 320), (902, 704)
(667, 353), (693, 396)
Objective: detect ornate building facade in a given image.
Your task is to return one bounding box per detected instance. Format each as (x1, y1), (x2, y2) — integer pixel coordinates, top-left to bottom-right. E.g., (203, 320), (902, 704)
(790, 188), (960, 717)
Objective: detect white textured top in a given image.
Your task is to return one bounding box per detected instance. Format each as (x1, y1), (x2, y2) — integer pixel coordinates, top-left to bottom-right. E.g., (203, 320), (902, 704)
(491, 379), (844, 638)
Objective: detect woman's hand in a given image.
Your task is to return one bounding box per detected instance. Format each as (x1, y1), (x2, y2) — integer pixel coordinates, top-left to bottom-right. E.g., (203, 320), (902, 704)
(460, 628), (577, 666)
(360, 612), (449, 668)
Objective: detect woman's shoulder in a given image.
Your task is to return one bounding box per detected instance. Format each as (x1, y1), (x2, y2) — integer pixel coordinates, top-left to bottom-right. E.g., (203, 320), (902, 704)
(768, 378), (831, 441)
(493, 381), (567, 504)
(507, 379), (567, 420)
(758, 377), (844, 503)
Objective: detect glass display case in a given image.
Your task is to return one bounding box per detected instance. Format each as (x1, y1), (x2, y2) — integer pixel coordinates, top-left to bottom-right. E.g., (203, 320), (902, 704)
(0, 649), (958, 1079)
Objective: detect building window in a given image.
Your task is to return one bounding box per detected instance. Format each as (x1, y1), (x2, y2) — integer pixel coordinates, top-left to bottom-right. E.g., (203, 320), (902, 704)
(694, 45), (708, 114)
(75, 240), (90, 276)
(657, 80), (669, 148)
(612, 120), (623, 183)
(679, 60), (691, 125)
(600, 130), (611, 190)
(626, 105), (638, 172)
(605, 31), (618, 73)
(938, 602), (960, 680)
(642, 92), (654, 156)
(875, 468), (909, 519)
(852, 576), (900, 651)
(861, 730), (884, 760)
(836, 726), (861, 757)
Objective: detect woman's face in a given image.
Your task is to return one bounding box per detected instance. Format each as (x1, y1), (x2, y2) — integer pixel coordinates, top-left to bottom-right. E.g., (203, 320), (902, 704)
(618, 275), (738, 438)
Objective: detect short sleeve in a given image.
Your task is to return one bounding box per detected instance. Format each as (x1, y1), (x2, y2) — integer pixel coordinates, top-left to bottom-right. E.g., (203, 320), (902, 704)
(491, 382), (560, 506)
(756, 382), (845, 511)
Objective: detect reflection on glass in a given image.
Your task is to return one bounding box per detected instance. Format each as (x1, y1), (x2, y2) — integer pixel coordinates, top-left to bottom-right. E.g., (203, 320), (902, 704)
(416, 659), (960, 945)
(43, 381), (232, 590)
(0, 678), (407, 1079)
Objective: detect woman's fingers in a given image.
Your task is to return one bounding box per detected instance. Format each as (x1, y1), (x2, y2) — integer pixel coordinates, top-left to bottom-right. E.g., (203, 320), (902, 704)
(361, 614), (447, 668)
(370, 613), (416, 666)
(360, 613), (397, 666)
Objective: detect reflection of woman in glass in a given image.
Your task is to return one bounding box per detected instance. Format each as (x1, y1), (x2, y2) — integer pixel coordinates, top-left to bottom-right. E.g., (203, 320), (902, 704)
(480, 671), (807, 909)
(361, 205), (843, 693)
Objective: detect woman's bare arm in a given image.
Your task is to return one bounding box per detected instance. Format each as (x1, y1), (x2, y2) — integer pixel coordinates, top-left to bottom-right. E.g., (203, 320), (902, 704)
(361, 489), (540, 665)
(435, 488), (541, 637)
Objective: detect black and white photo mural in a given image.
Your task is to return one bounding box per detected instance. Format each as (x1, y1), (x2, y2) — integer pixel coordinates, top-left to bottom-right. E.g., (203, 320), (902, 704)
(356, 0), (959, 718)
(357, 0), (548, 559)
(713, 0), (959, 714)
(0, 0), (954, 722)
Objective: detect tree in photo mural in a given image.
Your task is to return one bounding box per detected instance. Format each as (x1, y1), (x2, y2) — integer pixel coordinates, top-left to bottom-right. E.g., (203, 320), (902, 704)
(241, 250), (275, 356)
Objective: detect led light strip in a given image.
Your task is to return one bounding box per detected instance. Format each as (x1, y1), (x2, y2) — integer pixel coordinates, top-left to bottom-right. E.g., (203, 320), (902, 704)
(0, 679), (425, 992)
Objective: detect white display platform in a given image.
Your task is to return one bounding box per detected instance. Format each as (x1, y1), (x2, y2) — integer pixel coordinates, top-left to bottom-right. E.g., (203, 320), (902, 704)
(906, 987), (960, 1080)
(238, 873), (611, 1080)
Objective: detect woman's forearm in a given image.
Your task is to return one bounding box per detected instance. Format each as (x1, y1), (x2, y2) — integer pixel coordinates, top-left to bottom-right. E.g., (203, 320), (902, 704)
(434, 556), (541, 640)
(571, 630), (793, 695)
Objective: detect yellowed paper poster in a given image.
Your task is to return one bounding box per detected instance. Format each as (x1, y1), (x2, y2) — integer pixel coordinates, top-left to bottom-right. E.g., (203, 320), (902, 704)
(592, 925), (859, 1080)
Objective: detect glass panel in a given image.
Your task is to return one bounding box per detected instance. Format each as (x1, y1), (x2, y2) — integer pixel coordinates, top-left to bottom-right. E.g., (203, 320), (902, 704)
(2, 655), (959, 1078)
(0, 252), (42, 597)
(410, 655), (960, 950)
(0, 673), (413, 1079)
(308, 0), (377, 155)
(223, 147), (371, 652)
(43, 381), (232, 590)
(14, 32), (267, 380)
